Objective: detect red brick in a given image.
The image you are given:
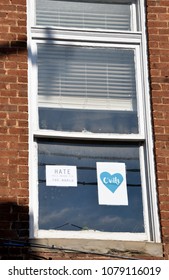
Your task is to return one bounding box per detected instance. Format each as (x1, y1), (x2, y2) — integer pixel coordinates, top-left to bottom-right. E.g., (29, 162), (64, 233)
(159, 187), (169, 195)
(147, 0), (169, 259)
(148, 21), (168, 28)
(147, 7), (167, 14)
(161, 212), (169, 219)
(11, 0), (26, 5)
(10, 25), (26, 33)
(159, 203), (169, 211)
(160, 1), (169, 6)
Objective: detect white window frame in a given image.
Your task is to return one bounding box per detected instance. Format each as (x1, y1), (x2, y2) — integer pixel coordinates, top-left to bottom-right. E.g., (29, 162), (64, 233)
(27, 0), (161, 242)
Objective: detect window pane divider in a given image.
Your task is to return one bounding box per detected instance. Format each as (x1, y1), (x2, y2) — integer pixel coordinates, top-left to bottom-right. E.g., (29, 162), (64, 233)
(33, 129), (145, 141)
(31, 27), (142, 43)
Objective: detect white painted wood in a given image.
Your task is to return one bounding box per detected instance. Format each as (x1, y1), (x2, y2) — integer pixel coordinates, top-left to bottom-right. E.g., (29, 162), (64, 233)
(33, 130), (145, 141)
(31, 27), (142, 43)
(37, 230), (147, 241)
(139, 0), (161, 243)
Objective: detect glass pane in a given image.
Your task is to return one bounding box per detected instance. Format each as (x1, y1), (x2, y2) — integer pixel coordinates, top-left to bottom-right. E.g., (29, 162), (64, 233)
(39, 108), (138, 133)
(38, 140), (144, 233)
(38, 44), (138, 133)
(36, 0), (131, 31)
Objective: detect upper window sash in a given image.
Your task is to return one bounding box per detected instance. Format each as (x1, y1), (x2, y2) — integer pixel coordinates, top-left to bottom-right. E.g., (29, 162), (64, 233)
(34, 0), (137, 32)
(30, 40), (145, 138)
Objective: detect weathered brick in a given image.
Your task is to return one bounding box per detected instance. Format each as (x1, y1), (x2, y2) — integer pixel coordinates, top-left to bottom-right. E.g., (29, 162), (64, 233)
(147, 0), (169, 258)
(0, 0), (28, 258)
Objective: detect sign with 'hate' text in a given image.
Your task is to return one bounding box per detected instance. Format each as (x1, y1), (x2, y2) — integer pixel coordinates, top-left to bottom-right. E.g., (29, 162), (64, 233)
(46, 165), (77, 187)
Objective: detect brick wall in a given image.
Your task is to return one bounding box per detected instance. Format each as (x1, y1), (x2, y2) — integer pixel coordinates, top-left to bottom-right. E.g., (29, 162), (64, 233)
(0, 0), (29, 259)
(147, 0), (169, 260)
(0, 0), (169, 260)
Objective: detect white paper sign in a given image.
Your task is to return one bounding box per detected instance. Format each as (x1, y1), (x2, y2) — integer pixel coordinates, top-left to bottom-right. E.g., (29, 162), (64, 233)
(46, 165), (77, 187)
(96, 162), (128, 205)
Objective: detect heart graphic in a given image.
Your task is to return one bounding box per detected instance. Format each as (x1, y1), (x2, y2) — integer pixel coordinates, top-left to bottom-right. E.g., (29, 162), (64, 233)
(100, 172), (124, 193)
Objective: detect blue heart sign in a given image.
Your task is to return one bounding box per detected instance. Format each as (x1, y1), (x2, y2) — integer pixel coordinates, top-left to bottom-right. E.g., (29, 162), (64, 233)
(96, 162), (128, 205)
(100, 172), (124, 193)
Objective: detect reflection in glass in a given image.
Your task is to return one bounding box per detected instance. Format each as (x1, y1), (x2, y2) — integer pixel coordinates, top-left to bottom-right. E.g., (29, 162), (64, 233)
(39, 108), (138, 134)
(38, 44), (138, 133)
(38, 140), (144, 233)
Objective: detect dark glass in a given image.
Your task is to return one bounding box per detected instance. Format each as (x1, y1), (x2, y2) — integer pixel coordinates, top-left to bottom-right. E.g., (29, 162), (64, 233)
(39, 108), (138, 134)
(38, 140), (144, 232)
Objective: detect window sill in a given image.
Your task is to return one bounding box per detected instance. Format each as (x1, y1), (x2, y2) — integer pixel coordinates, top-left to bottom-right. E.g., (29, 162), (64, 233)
(29, 238), (163, 259)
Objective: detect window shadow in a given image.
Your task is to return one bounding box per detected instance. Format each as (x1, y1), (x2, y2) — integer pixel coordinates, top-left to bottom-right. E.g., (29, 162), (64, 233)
(0, 37), (27, 54)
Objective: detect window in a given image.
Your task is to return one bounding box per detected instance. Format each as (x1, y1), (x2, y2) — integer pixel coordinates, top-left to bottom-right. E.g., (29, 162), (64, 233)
(28, 0), (161, 241)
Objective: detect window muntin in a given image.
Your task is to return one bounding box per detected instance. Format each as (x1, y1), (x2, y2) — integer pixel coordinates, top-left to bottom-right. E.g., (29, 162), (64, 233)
(36, 0), (132, 31)
(37, 43), (138, 133)
(38, 139), (144, 233)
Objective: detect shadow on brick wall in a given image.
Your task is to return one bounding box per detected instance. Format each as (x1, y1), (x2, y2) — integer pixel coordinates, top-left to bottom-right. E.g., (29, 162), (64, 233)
(0, 38), (29, 259)
(0, 202), (46, 259)
(0, 37), (27, 55)
(0, 202), (31, 259)
(0, 202), (54, 260)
